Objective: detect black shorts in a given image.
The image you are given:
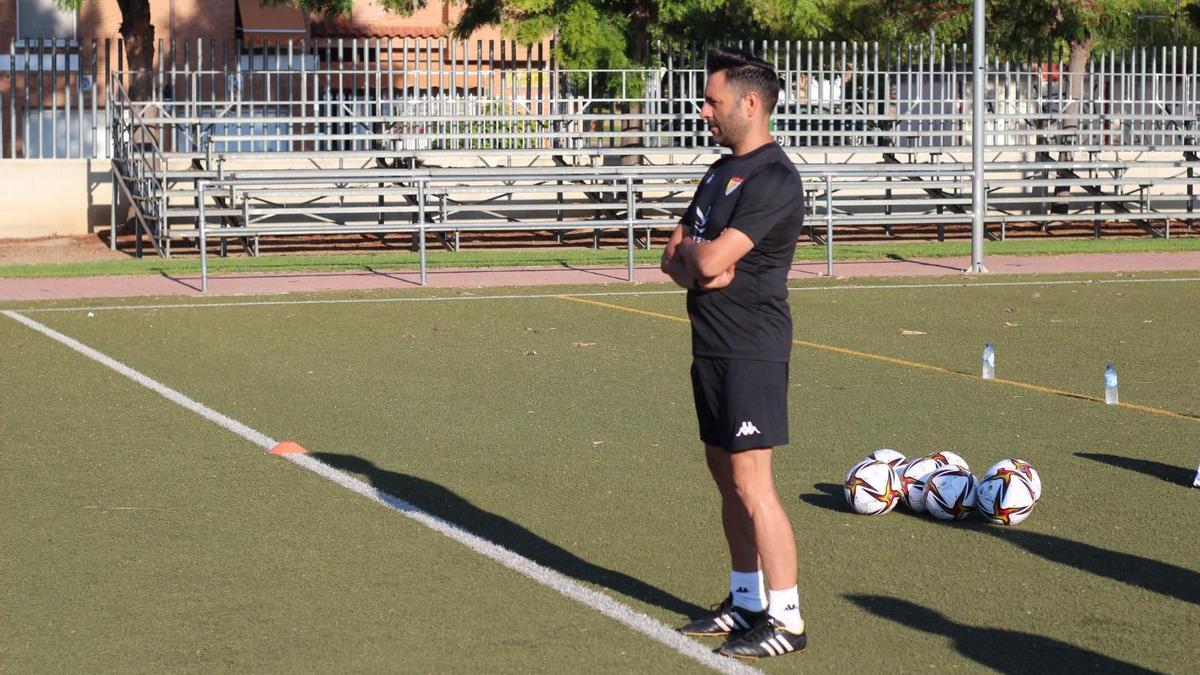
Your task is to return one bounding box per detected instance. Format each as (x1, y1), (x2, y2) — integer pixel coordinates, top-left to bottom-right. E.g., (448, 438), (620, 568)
(690, 357), (789, 452)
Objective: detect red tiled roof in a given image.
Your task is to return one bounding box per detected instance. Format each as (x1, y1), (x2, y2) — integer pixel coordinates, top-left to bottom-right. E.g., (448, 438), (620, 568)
(310, 17), (445, 39)
(238, 0), (308, 41)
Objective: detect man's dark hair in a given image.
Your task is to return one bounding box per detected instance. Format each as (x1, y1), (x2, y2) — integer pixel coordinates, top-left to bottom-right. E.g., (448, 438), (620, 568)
(705, 47), (780, 113)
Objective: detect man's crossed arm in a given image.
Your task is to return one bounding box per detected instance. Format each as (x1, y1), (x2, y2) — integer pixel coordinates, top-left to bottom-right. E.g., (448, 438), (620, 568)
(660, 223), (755, 290)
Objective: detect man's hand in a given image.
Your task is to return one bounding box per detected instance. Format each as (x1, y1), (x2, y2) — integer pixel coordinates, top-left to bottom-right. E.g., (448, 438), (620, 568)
(697, 266), (735, 290)
(664, 249), (735, 290)
(663, 223), (737, 291)
(676, 228), (755, 279)
(662, 253), (694, 289)
(662, 224), (693, 289)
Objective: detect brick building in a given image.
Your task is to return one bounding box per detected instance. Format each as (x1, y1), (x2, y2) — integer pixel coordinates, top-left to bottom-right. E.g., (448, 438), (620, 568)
(0, 0), (507, 47)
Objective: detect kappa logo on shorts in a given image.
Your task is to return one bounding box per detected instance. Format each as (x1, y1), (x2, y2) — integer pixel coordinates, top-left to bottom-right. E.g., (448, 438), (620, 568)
(735, 420), (761, 437)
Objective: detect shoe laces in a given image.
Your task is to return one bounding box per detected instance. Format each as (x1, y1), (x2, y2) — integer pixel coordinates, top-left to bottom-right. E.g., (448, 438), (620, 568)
(743, 616), (782, 643)
(710, 595), (734, 614)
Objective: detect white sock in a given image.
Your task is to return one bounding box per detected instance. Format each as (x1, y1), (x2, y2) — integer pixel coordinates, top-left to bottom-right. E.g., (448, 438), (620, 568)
(768, 586), (804, 634)
(730, 570), (766, 612)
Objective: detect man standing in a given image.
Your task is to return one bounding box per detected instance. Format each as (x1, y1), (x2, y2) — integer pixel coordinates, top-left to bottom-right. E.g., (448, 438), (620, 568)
(660, 47), (807, 659)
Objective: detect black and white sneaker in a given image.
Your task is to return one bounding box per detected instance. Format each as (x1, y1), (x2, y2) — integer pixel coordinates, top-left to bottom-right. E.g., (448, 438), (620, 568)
(717, 615), (807, 659)
(677, 595), (766, 637)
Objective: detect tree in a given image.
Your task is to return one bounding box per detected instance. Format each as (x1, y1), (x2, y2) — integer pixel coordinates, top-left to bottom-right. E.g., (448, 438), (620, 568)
(56, 0), (424, 98)
(447, 0), (826, 157)
(1186, 1), (1200, 32)
(453, 0), (827, 77)
(819, 0), (969, 43)
(823, 2), (1140, 128)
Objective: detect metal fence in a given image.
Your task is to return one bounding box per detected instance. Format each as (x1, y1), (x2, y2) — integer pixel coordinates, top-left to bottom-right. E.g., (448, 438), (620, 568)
(149, 39), (1200, 152)
(2, 38), (108, 158)
(4, 37), (1200, 158)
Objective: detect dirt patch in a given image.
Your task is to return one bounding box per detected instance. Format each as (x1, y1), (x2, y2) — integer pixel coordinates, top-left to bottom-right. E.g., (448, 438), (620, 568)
(0, 235), (130, 265)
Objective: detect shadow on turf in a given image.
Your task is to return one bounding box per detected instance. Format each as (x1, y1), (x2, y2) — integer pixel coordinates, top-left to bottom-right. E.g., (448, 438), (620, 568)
(846, 595), (1158, 673)
(1075, 452), (1196, 487)
(883, 253), (964, 272)
(797, 482), (845, 511)
(311, 452), (706, 618)
(805, 482), (1199, 606)
(977, 527), (1200, 606)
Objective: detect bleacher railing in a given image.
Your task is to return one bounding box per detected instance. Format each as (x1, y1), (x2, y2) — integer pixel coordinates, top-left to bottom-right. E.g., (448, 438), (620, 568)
(192, 163), (982, 290)
(109, 78), (169, 255)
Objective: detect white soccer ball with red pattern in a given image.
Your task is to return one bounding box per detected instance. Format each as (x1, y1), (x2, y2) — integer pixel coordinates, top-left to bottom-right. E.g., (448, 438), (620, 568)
(927, 450), (970, 473)
(898, 456), (943, 513)
(866, 448), (907, 471)
(844, 459), (902, 515)
(976, 469), (1037, 526)
(922, 468), (978, 521)
(985, 458), (1042, 501)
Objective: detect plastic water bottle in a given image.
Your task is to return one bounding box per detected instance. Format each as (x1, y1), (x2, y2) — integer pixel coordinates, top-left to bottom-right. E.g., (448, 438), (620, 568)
(1104, 363), (1119, 405)
(981, 343), (995, 380)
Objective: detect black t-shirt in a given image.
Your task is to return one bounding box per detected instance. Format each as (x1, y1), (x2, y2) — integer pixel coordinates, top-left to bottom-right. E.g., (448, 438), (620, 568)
(682, 142), (805, 362)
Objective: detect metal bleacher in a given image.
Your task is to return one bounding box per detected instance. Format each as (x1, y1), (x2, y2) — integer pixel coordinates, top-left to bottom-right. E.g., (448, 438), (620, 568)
(106, 40), (1200, 268)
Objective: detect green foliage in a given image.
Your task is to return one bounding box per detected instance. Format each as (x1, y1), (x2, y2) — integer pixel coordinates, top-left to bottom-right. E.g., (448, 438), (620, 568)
(259, 0), (426, 14)
(547, 1), (633, 71)
(745, 0), (829, 38)
(655, 0), (827, 43)
(452, 0), (828, 93)
(824, 0), (1198, 52)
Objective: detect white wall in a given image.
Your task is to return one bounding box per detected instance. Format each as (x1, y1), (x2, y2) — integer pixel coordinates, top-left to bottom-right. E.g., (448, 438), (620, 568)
(0, 159), (114, 237)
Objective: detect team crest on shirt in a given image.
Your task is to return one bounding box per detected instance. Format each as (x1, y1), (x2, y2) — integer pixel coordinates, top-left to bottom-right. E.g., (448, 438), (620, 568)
(725, 176), (744, 195)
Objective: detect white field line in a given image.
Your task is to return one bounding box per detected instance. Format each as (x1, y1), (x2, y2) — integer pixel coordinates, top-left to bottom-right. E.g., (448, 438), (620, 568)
(0, 309), (760, 675)
(10, 275), (1200, 314)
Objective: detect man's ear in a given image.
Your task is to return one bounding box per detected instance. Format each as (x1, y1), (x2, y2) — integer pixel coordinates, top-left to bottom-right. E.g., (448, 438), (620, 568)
(741, 90), (760, 117)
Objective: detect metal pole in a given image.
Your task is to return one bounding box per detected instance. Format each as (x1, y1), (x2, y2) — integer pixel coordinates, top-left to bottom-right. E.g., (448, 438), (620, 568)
(626, 177), (635, 282)
(968, 0), (987, 273)
(418, 179), (427, 285)
(198, 181), (208, 292)
(825, 174), (833, 276)
(110, 162), (118, 249)
(8, 38), (14, 158)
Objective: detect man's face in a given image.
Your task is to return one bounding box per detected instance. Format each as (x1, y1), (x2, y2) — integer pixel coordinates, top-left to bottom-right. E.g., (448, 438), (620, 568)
(700, 70), (750, 149)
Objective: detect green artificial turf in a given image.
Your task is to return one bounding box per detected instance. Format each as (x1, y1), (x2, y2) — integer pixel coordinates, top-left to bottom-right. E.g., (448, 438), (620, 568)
(2, 235), (1200, 279)
(2, 272), (1198, 672)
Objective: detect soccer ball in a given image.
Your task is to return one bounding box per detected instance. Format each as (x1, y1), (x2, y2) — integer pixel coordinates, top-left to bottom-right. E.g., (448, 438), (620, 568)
(927, 450), (970, 473)
(866, 448), (907, 470)
(976, 469), (1037, 525)
(844, 459), (902, 515)
(922, 468), (978, 521)
(898, 456), (944, 513)
(985, 458), (1042, 501)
